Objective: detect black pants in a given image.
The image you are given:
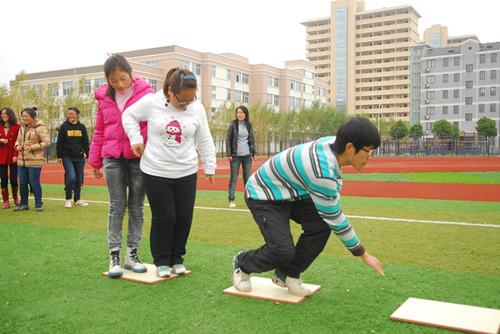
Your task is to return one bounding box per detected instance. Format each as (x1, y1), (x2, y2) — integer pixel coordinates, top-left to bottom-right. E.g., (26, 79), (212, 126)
(143, 172), (197, 267)
(0, 164), (18, 188)
(239, 197), (331, 279)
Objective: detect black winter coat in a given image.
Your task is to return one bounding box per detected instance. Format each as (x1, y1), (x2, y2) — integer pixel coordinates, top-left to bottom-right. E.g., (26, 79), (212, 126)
(225, 120), (255, 157)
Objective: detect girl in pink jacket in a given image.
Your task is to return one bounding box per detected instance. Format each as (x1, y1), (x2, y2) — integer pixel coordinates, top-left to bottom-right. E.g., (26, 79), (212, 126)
(88, 54), (153, 278)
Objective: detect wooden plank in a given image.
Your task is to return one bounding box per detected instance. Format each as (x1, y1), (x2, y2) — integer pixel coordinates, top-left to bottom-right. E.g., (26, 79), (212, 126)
(223, 276), (321, 304)
(390, 297), (500, 334)
(102, 263), (191, 284)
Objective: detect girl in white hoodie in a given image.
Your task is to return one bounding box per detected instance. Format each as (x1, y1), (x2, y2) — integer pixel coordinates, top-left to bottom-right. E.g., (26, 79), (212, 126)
(123, 67), (216, 278)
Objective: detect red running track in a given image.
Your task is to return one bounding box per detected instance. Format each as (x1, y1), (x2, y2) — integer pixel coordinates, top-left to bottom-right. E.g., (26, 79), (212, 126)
(40, 156), (500, 202)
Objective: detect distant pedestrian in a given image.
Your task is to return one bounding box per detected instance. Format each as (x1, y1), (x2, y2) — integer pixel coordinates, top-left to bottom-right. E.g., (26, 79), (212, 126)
(56, 107), (90, 208)
(0, 107), (21, 209)
(225, 105), (255, 208)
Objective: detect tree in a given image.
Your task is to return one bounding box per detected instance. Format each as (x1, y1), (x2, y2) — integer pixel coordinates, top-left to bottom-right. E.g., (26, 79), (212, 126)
(476, 117), (498, 155)
(476, 117), (497, 138)
(409, 123), (423, 138)
(432, 119), (455, 138)
(389, 120), (408, 140)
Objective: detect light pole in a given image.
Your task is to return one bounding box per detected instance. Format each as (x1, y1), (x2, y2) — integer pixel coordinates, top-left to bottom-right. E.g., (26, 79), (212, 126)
(377, 102), (382, 155)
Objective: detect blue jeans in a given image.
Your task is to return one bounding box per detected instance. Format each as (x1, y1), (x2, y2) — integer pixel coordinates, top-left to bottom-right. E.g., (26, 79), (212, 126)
(62, 157), (85, 201)
(228, 155), (252, 201)
(103, 157), (145, 250)
(18, 166), (43, 208)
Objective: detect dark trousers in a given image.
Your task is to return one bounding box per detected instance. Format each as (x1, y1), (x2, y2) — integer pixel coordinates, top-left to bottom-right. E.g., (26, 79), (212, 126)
(143, 172), (197, 266)
(62, 157), (85, 201)
(239, 197), (331, 279)
(0, 164), (18, 188)
(228, 155), (252, 201)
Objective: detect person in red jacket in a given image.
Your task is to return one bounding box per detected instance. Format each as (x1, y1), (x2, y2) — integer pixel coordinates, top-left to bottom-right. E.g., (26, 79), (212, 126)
(0, 107), (21, 209)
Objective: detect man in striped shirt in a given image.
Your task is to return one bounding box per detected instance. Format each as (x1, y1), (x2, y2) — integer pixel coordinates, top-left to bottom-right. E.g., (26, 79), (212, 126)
(232, 117), (385, 297)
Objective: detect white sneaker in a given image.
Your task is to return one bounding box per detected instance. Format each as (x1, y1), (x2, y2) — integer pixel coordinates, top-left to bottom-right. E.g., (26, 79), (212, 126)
(74, 200), (88, 207)
(108, 250), (123, 278)
(232, 251), (251, 292)
(172, 264), (186, 275)
(124, 247), (147, 273)
(229, 201), (236, 208)
(280, 276), (311, 297)
(64, 200), (72, 208)
(156, 265), (172, 278)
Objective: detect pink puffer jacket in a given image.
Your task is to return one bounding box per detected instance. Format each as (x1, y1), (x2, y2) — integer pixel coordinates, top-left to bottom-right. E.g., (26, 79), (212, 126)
(88, 77), (153, 169)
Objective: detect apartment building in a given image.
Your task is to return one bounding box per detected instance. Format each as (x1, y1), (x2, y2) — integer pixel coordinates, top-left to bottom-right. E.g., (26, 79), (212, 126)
(410, 39), (500, 136)
(12, 45), (328, 121)
(302, 0), (421, 121)
(423, 24), (479, 48)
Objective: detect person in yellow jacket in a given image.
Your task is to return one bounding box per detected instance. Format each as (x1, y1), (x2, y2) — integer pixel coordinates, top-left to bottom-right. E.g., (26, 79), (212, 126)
(14, 107), (50, 211)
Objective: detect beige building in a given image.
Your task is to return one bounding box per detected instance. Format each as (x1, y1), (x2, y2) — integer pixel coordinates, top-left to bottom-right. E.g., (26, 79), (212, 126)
(302, 0), (421, 121)
(423, 24), (479, 48)
(12, 45), (328, 121)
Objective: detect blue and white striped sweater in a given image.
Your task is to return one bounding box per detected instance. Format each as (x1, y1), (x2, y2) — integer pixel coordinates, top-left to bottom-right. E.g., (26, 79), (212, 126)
(246, 136), (364, 256)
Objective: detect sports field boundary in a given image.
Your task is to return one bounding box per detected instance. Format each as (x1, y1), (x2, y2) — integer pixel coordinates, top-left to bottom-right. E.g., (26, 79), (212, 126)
(40, 197), (500, 229)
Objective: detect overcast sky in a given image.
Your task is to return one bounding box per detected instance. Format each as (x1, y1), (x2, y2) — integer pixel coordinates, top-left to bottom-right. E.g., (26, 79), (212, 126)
(1, 0), (499, 86)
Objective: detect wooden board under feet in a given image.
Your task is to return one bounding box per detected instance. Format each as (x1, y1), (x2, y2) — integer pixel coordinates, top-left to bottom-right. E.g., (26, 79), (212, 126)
(390, 297), (500, 334)
(102, 263), (191, 284)
(223, 276), (321, 304)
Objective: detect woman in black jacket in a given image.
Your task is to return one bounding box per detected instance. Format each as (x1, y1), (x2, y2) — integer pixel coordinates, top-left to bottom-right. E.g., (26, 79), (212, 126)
(225, 105), (255, 208)
(56, 107), (90, 208)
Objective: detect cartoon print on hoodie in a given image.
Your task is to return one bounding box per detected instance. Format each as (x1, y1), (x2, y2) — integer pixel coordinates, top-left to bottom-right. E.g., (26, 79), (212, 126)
(164, 119), (182, 146)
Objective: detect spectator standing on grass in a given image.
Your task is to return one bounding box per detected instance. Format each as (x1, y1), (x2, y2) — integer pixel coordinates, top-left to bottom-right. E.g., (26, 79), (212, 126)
(56, 107), (90, 208)
(88, 54), (153, 278)
(225, 105), (255, 209)
(0, 107), (21, 209)
(123, 67), (216, 278)
(14, 107), (50, 212)
(232, 117), (384, 296)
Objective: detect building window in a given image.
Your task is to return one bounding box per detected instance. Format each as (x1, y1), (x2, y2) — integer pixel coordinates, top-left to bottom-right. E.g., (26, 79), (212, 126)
(492, 53), (498, 63)
(442, 106), (448, 115)
(426, 75), (435, 84)
(491, 87), (497, 96)
(479, 54), (486, 64)
(491, 70), (497, 80)
(211, 65), (216, 77)
(479, 87), (486, 96)
(181, 60), (190, 69)
(267, 76), (273, 87)
(453, 89), (460, 98)
(443, 58), (449, 67)
(490, 104), (496, 113)
(274, 95), (279, 106)
(242, 73), (249, 84)
(454, 73), (460, 82)
(146, 59), (160, 67)
(479, 104), (485, 113)
(453, 105), (459, 114)
(242, 91), (249, 104)
(479, 71), (486, 80)
(267, 94), (273, 105)
(94, 78), (106, 89)
(442, 90), (448, 99)
(426, 91), (435, 99)
(192, 63), (201, 75)
(466, 64), (473, 72)
(454, 57), (460, 66)
(426, 59), (436, 68)
(62, 81), (73, 96)
(426, 107), (435, 115)
(79, 80), (92, 95)
(465, 80), (473, 89)
(442, 74), (448, 83)
(147, 79), (158, 92)
(226, 69), (231, 80)
(465, 113), (473, 121)
(465, 97), (473, 105)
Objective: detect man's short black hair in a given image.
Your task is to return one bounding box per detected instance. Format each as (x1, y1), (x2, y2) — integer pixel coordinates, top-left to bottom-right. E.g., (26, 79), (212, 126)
(332, 117), (380, 154)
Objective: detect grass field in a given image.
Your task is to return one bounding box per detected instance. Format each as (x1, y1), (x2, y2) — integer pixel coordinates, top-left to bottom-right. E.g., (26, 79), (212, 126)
(1, 184), (499, 333)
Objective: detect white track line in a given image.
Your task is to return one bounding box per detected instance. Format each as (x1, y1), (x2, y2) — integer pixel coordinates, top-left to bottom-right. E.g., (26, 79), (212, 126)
(42, 197), (500, 229)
